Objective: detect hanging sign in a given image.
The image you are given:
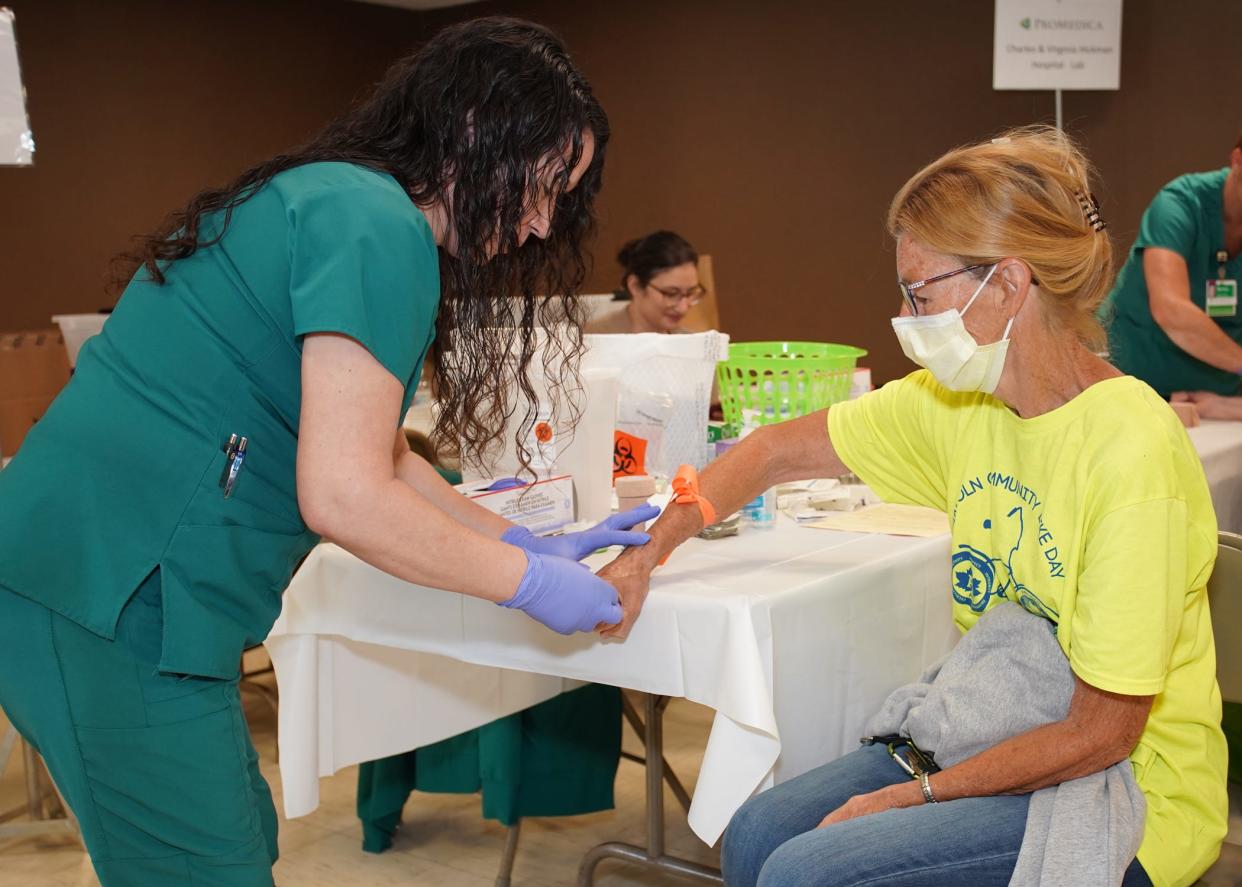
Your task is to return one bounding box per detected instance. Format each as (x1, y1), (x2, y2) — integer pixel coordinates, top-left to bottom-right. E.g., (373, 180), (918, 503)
(994, 0), (1123, 91)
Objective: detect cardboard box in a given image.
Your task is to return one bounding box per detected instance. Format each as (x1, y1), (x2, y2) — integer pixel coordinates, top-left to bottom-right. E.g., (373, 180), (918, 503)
(0, 328), (71, 457)
(1170, 401), (1200, 428)
(456, 475), (575, 535)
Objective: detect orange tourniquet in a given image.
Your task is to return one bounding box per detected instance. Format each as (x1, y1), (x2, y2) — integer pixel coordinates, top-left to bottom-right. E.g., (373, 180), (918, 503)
(659, 465), (717, 565)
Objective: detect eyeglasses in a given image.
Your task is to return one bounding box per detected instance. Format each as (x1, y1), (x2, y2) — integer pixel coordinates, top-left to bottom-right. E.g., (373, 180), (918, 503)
(897, 263), (989, 316)
(648, 284), (707, 306)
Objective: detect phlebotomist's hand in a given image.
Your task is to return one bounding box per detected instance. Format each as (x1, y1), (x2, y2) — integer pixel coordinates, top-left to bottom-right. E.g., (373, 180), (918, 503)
(501, 505), (660, 562)
(1171, 390), (1242, 421)
(498, 551), (623, 634)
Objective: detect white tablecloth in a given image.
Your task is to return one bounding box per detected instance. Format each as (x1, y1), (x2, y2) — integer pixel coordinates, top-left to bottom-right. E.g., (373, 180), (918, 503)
(1187, 420), (1242, 533)
(265, 419), (1242, 845)
(266, 520), (957, 844)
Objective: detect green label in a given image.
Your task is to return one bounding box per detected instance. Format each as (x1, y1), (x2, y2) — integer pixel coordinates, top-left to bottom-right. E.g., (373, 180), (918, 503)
(1207, 279), (1238, 317)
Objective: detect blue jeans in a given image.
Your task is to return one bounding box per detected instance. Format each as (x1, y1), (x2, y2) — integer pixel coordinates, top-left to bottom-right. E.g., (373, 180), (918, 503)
(721, 744), (1153, 887)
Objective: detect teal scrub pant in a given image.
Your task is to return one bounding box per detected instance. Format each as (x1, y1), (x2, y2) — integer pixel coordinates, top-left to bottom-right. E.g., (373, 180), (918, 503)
(0, 572), (278, 886)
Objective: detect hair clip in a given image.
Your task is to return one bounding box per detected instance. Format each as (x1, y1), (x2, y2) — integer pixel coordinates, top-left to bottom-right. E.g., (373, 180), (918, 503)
(1075, 190), (1107, 233)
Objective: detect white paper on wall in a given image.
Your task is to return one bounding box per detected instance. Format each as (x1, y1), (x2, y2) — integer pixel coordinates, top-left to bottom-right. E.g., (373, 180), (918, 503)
(0, 8), (33, 165)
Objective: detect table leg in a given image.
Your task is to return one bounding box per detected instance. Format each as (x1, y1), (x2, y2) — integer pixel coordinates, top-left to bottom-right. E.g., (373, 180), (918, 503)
(576, 694), (722, 886)
(620, 692), (693, 813)
(495, 819), (521, 887)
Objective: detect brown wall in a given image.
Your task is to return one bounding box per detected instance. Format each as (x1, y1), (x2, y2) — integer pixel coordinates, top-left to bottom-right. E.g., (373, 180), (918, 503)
(0, 0), (422, 325)
(3, 0), (1239, 384)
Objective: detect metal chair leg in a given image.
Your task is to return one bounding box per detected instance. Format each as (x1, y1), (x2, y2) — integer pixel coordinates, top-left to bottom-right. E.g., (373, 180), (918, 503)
(495, 819), (521, 887)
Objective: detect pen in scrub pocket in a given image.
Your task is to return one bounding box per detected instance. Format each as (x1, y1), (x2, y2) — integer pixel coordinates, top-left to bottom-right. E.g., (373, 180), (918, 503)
(218, 434), (239, 488)
(223, 436), (247, 499)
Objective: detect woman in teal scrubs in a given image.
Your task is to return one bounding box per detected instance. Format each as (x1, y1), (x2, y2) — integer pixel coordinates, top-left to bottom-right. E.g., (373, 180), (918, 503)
(0, 18), (648, 886)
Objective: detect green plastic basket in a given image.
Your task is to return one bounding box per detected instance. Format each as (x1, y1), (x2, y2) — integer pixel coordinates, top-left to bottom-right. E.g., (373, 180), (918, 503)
(717, 341), (868, 427)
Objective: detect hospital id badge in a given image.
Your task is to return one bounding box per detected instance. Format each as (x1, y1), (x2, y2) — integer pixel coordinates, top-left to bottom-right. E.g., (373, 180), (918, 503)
(1207, 279), (1238, 318)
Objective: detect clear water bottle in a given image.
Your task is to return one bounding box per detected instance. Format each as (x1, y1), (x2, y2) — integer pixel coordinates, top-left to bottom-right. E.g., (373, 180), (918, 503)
(741, 487), (776, 530)
(738, 425), (776, 530)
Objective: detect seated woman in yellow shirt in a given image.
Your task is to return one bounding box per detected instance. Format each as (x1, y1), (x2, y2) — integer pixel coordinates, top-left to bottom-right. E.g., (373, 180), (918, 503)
(586, 230), (705, 334)
(599, 128), (1227, 887)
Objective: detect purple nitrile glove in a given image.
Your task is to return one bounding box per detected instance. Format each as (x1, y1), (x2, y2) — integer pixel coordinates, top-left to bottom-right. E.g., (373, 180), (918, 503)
(499, 551), (622, 634)
(500, 504), (661, 562)
(486, 477), (528, 491)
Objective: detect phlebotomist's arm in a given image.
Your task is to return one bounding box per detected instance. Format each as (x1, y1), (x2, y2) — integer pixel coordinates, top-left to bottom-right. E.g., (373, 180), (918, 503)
(388, 429), (513, 538)
(1146, 246), (1242, 372)
(296, 332), (526, 602)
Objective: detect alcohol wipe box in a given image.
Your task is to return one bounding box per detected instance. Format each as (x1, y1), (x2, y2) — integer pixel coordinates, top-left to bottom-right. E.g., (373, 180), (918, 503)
(457, 475), (576, 535)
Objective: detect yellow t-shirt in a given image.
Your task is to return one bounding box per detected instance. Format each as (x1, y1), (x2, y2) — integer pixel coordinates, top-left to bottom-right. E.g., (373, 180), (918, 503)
(828, 370), (1227, 887)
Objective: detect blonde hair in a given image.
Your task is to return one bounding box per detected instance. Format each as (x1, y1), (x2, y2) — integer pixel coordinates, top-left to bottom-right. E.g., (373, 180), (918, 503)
(887, 125), (1113, 349)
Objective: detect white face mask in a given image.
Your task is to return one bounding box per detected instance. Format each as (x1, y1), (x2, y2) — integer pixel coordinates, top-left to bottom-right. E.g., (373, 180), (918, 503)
(890, 264), (1013, 394)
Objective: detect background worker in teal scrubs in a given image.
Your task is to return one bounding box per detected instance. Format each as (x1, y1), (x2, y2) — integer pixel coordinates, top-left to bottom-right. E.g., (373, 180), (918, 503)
(1106, 131), (1242, 398)
(0, 18), (651, 887)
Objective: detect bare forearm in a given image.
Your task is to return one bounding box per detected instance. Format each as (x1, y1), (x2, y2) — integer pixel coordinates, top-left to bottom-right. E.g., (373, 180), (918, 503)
(1211, 398), (1242, 419)
(393, 450), (512, 538)
(927, 717), (1133, 802)
(1185, 394), (1242, 420)
(824, 717), (1137, 824)
(298, 337), (521, 598)
(597, 409), (850, 638)
(1155, 298), (1242, 373)
(312, 478), (525, 602)
(618, 410), (848, 570)
(614, 430), (776, 570)
(819, 678), (1150, 828)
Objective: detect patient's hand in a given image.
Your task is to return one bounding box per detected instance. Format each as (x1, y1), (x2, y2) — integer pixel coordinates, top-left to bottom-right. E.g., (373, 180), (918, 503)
(595, 554), (652, 641)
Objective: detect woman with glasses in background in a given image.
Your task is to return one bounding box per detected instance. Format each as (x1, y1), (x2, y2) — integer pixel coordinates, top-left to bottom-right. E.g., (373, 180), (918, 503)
(586, 229), (707, 334)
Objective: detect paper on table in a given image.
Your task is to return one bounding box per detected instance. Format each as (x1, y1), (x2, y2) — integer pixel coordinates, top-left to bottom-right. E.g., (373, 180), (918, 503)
(805, 503), (949, 538)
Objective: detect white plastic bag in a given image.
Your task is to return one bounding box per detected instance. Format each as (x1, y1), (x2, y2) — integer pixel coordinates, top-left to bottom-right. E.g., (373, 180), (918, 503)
(614, 387), (673, 480)
(583, 332), (729, 476)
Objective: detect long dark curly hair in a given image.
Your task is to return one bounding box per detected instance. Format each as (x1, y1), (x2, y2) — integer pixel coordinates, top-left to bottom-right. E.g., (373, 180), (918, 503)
(117, 17), (609, 472)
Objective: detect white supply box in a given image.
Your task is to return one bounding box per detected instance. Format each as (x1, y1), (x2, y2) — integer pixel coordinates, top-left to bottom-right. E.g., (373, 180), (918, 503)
(456, 475), (575, 535)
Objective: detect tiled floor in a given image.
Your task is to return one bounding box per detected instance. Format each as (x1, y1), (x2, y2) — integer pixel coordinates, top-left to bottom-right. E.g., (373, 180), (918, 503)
(3, 679), (1242, 886)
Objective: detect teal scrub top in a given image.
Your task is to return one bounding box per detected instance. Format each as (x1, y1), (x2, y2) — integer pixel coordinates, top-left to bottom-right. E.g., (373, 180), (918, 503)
(1106, 168), (1242, 398)
(0, 162), (440, 678)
